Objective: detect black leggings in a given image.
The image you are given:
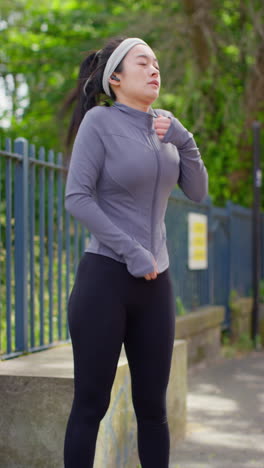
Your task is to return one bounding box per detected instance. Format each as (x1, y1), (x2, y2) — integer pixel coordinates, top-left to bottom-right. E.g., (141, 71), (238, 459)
(64, 252), (176, 468)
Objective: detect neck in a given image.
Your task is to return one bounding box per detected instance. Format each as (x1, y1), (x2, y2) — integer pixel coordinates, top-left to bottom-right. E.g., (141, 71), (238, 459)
(114, 96), (152, 113)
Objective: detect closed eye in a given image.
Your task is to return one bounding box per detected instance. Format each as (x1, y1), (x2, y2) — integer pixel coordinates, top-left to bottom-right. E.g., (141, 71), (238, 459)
(139, 62), (160, 71)
(136, 53), (160, 71)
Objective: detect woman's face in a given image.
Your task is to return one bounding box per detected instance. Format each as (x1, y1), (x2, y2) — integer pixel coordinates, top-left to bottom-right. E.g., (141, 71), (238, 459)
(109, 44), (161, 108)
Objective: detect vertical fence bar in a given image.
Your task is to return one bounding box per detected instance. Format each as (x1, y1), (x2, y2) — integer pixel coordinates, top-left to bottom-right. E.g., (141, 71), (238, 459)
(14, 138), (29, 352)
(226, 200), (233, 329)
(252, 121), (261, 346)
(0, 139), (2, 353)
(207, 197), (214, 306)
(29, 144), (36, 349)
(81, 225), (86, 253)
(5, 138), (12, 354)
(262, 213), (264, 279)
(57, 152), (63, 340)
(65, 210), (71, 340)
(74, 219), (79, 274)
(39, 146), (45, 346)
(48, 150), (54, 344)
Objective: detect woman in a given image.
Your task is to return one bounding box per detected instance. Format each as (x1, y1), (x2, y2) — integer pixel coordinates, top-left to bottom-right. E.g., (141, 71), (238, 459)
(63, 36), (208, 468)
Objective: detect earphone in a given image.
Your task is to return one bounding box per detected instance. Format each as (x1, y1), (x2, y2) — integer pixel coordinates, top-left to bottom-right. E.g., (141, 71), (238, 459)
(110, 75), (120, 82)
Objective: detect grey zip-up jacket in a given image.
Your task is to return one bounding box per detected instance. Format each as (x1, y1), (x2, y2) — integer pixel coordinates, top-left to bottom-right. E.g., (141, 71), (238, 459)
(65, 101), (208, 277)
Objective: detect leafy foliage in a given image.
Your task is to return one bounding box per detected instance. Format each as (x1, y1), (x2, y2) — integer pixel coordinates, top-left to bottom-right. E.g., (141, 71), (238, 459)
(1, 0), (264, 207)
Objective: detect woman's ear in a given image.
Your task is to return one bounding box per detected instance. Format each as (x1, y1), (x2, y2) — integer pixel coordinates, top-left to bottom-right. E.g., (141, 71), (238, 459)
(109, 74), (121, 90)
(110, 75), (120, 82)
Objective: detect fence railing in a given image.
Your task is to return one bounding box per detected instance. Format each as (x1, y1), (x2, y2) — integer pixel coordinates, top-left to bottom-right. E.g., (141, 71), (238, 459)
(0, 137), (88, 359)
(166, 192), (260, 328)
(0, 137), (263, 358)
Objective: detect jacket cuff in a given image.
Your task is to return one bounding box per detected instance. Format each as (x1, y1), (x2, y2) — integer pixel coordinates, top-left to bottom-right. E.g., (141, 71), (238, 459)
(161, 116), (192, 147)
(125, 246), (155, 277)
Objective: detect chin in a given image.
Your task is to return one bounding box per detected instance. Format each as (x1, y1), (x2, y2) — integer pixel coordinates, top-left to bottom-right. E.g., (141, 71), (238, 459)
(149, 89), (159, 99)
(148, 93), (159, 105)
(145, 90), (159, 100)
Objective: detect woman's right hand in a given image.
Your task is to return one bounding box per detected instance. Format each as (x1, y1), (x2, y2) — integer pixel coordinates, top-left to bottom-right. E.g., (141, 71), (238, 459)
(144, 258), (159, 281)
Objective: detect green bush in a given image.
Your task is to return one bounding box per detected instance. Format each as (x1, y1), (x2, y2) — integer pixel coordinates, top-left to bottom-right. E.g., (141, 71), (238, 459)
(175, 296), (186, 316)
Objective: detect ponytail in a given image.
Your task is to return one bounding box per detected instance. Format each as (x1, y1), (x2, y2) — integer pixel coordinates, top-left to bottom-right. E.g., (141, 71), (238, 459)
(61, 36), (127, 150)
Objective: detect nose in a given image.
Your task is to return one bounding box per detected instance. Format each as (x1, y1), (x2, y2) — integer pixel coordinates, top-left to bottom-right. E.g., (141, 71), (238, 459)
(151, 66), (159, 76)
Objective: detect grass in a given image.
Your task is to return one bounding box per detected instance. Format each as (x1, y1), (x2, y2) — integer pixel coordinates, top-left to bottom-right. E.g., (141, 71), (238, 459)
(221, 331), (261, 358)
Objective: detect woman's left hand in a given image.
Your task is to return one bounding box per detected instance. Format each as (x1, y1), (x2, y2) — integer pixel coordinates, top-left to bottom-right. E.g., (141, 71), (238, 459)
(153, 115), (171, 140)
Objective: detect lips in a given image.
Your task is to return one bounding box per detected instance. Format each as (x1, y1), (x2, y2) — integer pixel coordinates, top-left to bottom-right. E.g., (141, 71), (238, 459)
(148, 80), (159, 86)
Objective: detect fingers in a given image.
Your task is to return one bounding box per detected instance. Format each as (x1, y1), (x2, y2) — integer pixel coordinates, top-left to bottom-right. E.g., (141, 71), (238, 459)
(144, 260), (159, 281)
(155, 128), (168, 139)
(154, 115), (169, 125)
(144, 271), (158, 281)
(154, 116), (171, 140)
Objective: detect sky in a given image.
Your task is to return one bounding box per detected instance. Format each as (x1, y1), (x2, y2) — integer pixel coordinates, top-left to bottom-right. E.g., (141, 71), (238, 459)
(0, 75), (29, 128)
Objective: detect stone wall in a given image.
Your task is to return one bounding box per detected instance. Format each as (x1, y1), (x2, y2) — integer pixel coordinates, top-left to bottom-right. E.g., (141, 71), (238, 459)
(260, 304), (264, 346)
(175, 306), (225, 366)
(0, 340), (187, 468)
(230, 296), (264, 345)
(229, 297), (253, 340)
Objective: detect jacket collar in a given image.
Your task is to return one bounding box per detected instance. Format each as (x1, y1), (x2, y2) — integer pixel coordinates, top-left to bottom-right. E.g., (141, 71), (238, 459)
(112, 101), (158, 131)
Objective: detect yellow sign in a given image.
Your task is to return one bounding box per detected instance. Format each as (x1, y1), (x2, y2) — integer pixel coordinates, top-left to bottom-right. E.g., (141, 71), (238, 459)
(188, 213), (208, 269)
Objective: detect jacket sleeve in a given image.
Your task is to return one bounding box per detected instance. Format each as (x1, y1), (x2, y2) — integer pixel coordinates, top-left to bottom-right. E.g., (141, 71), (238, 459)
(64, 110), (155, 277)
(161, 111), (208, 202)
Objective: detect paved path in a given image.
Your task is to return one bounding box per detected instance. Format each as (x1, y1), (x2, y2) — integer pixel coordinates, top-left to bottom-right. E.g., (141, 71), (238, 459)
(170, 350), (264, 468)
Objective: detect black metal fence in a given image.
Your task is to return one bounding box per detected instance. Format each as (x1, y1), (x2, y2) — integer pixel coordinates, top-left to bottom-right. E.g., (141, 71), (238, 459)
(166, 193), (257, 329)
(0, 137), (263, 358)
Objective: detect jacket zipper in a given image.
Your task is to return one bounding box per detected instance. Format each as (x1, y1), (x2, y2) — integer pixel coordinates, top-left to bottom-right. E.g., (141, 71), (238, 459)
(149, 131), (160, 254)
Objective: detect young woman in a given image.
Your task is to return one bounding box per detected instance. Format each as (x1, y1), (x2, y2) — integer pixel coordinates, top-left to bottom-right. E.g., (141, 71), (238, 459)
(63, 36), (208, 468)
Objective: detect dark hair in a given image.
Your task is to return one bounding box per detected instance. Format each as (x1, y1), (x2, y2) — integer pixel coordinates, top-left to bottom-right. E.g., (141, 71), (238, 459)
(61, 36), (127, 149)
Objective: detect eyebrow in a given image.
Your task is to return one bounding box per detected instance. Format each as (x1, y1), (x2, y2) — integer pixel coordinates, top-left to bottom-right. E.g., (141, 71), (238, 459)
(135, 54), (159, 63)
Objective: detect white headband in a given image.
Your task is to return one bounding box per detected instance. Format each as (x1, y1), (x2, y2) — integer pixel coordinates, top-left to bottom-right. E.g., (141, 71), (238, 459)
(102, 38), (148, 96)
(83, 37), (148, 97)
